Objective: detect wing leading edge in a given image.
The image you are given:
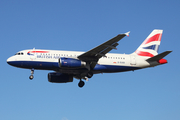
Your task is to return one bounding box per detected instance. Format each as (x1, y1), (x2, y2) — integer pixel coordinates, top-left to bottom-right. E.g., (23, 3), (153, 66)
(78, 31), (130, 69)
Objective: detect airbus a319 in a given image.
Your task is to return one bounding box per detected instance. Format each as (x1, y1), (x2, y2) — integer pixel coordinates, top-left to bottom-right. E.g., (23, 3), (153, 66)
(7, 29), (172, 88)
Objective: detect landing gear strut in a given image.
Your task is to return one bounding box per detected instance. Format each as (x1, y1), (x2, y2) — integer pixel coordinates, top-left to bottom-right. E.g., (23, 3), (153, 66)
(29, 69), (34, 80)
(78, 80), (85, 88)
(87, 72), (93, 78)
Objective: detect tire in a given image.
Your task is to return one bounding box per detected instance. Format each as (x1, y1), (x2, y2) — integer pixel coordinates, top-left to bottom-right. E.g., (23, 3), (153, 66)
(29, 75), (34, 80)
(78, 81), (85, 88)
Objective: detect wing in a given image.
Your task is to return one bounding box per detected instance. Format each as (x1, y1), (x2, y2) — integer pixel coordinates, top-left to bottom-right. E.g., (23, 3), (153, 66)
(78, 31), (130, 69)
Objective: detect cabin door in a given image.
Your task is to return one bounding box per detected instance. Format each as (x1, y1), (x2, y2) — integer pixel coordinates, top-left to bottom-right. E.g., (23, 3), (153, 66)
(130, 55), (136, 65)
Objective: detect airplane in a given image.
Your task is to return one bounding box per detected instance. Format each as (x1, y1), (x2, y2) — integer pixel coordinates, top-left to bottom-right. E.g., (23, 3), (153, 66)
(7, 29), (172, 88)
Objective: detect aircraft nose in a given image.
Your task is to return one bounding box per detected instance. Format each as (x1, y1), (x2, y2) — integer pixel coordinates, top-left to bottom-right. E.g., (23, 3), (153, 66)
(7, 56), (14, 65)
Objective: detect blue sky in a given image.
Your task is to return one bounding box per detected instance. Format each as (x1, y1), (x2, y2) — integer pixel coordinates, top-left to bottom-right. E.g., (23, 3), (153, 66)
(1, 0), (180, 120)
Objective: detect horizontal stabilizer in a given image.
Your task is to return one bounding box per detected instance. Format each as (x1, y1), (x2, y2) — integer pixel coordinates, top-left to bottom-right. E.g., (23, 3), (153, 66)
(146, 51), (172, 61)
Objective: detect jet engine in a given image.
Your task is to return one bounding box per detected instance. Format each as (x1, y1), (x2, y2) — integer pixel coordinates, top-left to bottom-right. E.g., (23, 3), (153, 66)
(58, 58), (86, 68)
(48, 72), (73, 83)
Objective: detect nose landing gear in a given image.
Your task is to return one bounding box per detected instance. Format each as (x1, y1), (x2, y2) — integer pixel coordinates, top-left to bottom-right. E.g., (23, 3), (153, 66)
(29, 69), (34, 80)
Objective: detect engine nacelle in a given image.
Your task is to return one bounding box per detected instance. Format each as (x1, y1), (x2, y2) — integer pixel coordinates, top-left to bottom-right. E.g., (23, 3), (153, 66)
(48, 72), (73, 83)
(58, 58), (86, 68)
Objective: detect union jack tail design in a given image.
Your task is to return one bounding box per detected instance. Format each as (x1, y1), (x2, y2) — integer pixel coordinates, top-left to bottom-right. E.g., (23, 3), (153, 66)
(135, 29), (163, 57)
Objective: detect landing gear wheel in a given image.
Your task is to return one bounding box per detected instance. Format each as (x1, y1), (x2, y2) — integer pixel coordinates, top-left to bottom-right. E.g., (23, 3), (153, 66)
(29, 68), (34, 80)
(78, 80), (85, 88)
(29, 75), (34, 80)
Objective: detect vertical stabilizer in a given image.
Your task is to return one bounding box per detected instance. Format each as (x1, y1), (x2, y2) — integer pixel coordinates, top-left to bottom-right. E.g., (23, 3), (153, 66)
(134, 29), (163, 57)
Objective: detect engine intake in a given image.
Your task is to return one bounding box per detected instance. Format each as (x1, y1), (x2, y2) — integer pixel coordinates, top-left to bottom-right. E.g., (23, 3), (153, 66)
(48, 72), (73, 83)
(59, 58), (86, 68)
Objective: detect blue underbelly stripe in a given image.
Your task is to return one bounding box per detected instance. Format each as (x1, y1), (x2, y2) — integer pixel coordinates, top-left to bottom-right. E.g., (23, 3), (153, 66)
(8, 61), (140, 72)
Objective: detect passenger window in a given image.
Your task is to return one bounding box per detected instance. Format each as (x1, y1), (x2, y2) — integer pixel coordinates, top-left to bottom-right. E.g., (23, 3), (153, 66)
(21, 53), (23, 55)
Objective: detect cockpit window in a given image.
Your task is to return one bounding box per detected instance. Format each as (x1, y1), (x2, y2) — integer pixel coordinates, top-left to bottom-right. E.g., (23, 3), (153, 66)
(15, 52), (24, 55)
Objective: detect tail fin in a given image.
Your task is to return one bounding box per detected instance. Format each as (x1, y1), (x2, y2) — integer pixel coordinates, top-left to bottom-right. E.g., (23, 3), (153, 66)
(134, 29), (163, 57)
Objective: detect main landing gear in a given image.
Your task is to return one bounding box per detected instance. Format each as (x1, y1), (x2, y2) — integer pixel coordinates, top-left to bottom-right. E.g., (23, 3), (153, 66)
(77, 72), (93, 88)
(29, 69), (34, 80)
(78, 80), (85, 88)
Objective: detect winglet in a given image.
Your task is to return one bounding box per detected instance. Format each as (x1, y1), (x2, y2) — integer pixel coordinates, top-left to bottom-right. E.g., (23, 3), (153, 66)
(125, 31), (130, 37)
